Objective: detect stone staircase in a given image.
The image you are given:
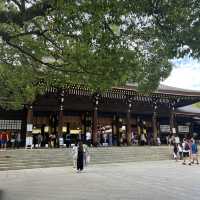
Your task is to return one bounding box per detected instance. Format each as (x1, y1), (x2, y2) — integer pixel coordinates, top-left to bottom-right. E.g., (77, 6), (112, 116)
(0, 146), (172, 171)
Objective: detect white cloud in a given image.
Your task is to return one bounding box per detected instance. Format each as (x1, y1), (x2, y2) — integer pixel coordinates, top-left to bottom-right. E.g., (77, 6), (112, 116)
(163, 56), (200, 90)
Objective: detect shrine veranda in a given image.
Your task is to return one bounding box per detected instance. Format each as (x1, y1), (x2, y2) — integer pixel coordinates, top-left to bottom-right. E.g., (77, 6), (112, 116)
(1, 84), (200, 147)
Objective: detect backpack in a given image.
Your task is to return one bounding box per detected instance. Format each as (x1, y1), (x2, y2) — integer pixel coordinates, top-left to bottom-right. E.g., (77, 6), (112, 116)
(192, 143), (198, 153)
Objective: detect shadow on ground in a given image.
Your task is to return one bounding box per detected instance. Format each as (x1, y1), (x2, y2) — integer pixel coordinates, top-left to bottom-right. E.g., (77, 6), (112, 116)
(0, 190), (6, 200)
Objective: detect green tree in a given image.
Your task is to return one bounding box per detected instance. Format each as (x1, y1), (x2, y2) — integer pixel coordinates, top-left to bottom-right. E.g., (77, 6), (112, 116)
(0, 0), (199, 109)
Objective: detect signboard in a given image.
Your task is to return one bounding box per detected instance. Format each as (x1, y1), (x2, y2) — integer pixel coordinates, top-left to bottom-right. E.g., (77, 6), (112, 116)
(27, 124), (33, 132)
(70, 129), (81, 134)
(59, 137), (64, 146)
(160, 125), (170, 133)
(44, 126), (49, 133)
(172, 128), (176, 134)
(62, 126), (67, 132)
(178, 126), (189, 133)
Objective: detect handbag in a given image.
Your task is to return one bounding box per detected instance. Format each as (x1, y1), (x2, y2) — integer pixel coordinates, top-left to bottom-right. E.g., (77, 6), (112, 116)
(86, 155), (90, 163)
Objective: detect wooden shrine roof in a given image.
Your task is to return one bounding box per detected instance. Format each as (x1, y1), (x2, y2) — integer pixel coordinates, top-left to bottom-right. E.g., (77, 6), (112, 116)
(175, 104), (200, 116)
(43, 83), (200, 108)
(116, 83), (200, 97)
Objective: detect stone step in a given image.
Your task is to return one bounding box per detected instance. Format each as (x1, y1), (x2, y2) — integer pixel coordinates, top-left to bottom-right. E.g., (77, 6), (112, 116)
(0, 150), (170, 156)
(0, 146), (173, 171)
(0, 148), (171, 155)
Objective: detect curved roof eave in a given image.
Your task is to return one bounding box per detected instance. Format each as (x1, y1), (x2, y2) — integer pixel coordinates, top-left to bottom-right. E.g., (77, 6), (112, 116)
(176, 104), (200, 115)
(114, 83), (200, 97)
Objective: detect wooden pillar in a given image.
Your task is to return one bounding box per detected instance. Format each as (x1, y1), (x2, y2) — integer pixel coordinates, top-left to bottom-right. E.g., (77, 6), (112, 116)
(58, 91), (64, 138)
(170, 110), (175, 134)
(152, 103), (158, 145)
(92, 93), (100, 146)
(112, 115), (117, 146)
(116, 116), (121, 146)
(58, 107), (64, 137)
(25, 105), (34, 148)
(170, 102), (176, 135)
(26, 105), (33, 135)
(189, 120), (193, 138)
(92, 106), (98, 146)
(127, 100), (132, 145)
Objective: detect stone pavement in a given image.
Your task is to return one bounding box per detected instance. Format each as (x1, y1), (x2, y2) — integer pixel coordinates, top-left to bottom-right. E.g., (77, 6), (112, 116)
(0, 160), (200, 200)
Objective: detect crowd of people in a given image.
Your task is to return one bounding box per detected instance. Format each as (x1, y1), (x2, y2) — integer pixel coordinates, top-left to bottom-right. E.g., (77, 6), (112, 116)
(0, 131), (21, 150)
(172, 136), (199, 165)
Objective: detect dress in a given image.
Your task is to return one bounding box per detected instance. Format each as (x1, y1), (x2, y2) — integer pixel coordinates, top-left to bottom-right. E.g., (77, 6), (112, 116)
(77, 147), (84, 171)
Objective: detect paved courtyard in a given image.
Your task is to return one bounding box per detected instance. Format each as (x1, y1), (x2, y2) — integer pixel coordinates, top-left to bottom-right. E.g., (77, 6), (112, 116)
(0, 160), (200, 200)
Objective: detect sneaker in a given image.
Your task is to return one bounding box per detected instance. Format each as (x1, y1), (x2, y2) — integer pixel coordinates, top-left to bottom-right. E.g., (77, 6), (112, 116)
(188, 163), (191, 165)
(182, 162), (186, 165)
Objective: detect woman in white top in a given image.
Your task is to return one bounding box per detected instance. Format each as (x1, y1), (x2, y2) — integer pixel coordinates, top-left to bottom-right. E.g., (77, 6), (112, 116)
(178, 143), (183, 160)
(182, 139), (191, 165)
(71, 144), (78, 168)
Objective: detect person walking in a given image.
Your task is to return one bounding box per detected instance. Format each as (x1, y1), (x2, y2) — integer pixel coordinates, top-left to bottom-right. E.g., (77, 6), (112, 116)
(83, 143), (90, 167)
(71, 143), (78, 168)
(66, 134), (71, 148)
(33, 134), (37, 148)
(16, 132), (21, 148)
(38, 133), (43, 148)
(174, 135), (180, 145)
(178, 143), (183, 160)
(1, 131), (8, 150)
(157, 136), (161, 146)
(49, 133), (54, 148)
(10, 132), (16, 149)
(182, 138), (191, 165)
(140, 133), (146, 145)
(77, 141), (84, 172)
(86, 131), (91, 147)
(173, 143), (178, 161)
(191, 139), (199, 165)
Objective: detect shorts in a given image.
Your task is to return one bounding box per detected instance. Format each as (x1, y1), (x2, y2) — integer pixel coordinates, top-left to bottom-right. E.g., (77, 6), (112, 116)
(1, 140), (7, 145)
(183, 152), (189, 158)
(192, 154), (197, 158)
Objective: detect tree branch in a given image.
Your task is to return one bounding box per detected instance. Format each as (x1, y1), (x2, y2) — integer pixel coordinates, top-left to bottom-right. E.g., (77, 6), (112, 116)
(0, 29), (104, 77)
(0, 29), (48, 42)
(3, 38), (102, 76)
(40, 32), (63, 51)
(5, 39), (66, 71)
(10, 29), (48, 39)
(10, 0), (21, 10)
(0, 0), (55, 26)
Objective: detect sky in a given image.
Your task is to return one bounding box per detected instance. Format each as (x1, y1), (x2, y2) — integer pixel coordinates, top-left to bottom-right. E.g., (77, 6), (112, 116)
(163, 56), (200, 91)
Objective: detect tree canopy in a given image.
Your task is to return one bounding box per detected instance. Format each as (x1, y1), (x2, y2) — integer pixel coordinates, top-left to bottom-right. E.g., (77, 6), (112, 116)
(0, 0), (200, 109)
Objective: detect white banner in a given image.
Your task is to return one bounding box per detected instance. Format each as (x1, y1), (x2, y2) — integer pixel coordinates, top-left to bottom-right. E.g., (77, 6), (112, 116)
(160, 125), (170, 133)
(25, 136), (33, 148)
(178, 126), (189, 133)
(27, 124), (33, 132)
